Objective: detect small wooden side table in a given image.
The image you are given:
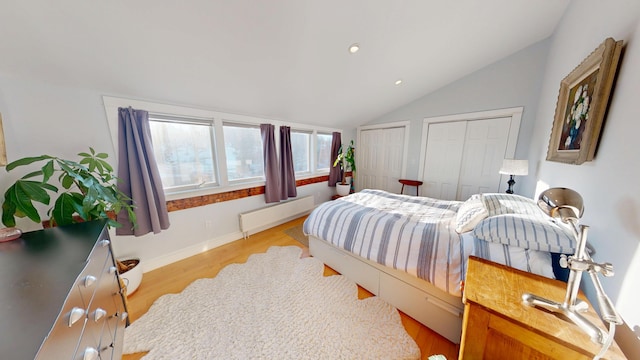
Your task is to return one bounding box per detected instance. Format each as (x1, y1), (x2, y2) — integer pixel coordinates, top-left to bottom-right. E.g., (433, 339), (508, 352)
(459, 256), (626, 359)
(399, 179), (423, 195)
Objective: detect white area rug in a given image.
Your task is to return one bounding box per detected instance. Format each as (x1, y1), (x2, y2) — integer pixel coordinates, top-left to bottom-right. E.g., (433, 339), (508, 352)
(123, 246), (420, 359)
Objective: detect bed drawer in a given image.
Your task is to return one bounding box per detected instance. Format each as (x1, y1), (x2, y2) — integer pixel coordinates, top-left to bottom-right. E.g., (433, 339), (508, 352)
(309, 237), (380, 294)
(379, 272), (463, 343)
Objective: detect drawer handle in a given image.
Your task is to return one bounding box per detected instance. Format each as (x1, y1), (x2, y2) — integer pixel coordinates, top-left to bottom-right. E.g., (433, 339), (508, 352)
(98, 239), (110, 247)
(424, 296), (463, 318)
(118, 311), (128, 322)
(68, 307), (86, 327)
(93, 308), (107, 322)
(84, 275), (97, 288)
(83, 347), (99, 360)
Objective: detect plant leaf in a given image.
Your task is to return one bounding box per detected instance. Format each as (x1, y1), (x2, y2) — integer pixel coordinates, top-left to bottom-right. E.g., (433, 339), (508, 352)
(5, 180), (54, 223)
(51, 193), (78, 226)
(41, 160), (55, 183)
(2, 201), (17, 227)
(21, 170), (44, 179)
(96, 152), (108, 159)
(6, 155), (53, 171)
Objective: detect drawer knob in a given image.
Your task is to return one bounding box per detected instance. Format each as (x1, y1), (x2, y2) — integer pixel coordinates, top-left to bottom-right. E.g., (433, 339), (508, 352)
(98, 239), (110, 247)
(118, 311), (128, 322)
(84, 275), (97, 287)
(93, 308), (107, 322)
(68, 307), (86, 327)
(82, 347), (99, 360)
(108, 266), (117, 274)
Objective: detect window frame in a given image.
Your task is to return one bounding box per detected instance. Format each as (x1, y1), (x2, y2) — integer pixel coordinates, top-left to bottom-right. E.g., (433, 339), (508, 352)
(103, 96), (339, 201)
(148, 114), (219, 194)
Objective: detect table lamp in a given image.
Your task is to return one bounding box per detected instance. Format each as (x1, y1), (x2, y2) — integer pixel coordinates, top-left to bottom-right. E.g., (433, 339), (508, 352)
(498, 159), (528, 194)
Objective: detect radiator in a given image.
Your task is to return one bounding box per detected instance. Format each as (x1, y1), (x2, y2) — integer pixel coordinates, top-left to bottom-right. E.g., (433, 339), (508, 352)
(239, 195), (314, 238)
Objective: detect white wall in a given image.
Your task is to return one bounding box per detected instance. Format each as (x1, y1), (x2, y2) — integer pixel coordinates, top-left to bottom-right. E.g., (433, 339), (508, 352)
(0, 75), (335, 272)
(365, 38), (551, 195)
(530, 0), (640, 352)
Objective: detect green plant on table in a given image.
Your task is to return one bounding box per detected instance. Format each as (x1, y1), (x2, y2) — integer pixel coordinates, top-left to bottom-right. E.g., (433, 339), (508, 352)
(2, 148), (136, 229)
(333, 140), (356, 185)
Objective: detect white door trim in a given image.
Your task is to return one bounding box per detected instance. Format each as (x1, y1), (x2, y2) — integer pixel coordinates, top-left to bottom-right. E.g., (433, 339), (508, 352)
(418, 107), (523, 189)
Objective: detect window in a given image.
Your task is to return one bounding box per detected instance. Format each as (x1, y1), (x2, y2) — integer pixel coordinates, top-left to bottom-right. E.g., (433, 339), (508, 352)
(103, 96), (341, 199)
(291, 130), (311, 174)
(149, 116), (217, 193)
(223, 123), (264, 182)
(316, 132), (333, 172)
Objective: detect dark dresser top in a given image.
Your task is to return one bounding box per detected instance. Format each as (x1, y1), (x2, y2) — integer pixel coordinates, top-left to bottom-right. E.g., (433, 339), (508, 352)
(0, 220), (107, 360)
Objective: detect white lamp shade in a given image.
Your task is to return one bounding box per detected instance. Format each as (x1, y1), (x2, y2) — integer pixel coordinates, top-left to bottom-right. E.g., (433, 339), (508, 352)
(499, 159), (528, 176)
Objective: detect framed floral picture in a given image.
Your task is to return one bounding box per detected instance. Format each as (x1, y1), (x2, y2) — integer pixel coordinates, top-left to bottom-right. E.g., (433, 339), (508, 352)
(546, 37), (623, 164)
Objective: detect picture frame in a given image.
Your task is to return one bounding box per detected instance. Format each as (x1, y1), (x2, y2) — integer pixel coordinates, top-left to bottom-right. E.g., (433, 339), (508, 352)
(0, 113), (6, 166)
(546, 37), (622, 165)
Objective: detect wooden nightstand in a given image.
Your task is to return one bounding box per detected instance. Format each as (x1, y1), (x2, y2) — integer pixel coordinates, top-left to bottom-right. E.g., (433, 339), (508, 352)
(459, 256), (626, 359)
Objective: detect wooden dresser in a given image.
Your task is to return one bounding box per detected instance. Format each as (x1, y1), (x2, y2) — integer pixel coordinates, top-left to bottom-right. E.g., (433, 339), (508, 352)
(0, 220), (129, 360)
(460, 256), (627, 360)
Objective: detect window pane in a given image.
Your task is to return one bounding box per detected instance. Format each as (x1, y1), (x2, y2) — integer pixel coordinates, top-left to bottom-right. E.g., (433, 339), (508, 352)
(223, 124), (264, 181)
(149, 120), (217, 191)
(316, 133), (332, 171)
(291, 131), (310, 173)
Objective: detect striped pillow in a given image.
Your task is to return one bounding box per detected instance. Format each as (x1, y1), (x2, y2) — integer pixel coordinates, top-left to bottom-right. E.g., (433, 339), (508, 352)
(482, 193), (543, 217)
(455, 194), (488, 233)
(472, 213), (576, 254)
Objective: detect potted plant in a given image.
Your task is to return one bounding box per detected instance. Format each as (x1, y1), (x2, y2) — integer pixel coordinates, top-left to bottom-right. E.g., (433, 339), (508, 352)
(1, 148), (141, 295)
(333, 140), (356, 196)
(1, 147), (136, 229)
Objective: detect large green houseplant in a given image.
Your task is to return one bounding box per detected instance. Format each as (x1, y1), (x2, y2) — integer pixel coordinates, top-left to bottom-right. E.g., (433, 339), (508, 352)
(333, 140), (356, 196)
(2, 148), (136, 229)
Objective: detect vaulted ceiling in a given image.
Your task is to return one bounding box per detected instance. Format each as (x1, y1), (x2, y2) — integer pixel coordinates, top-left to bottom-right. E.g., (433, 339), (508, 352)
(0, 1), (570, 128)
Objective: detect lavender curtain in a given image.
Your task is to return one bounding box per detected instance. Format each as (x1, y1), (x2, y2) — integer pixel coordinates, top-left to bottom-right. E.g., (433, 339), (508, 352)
(328, 131), (342, 187)
(279, 126), (297, 200)
(260, 124), (280, 203)
(116, 107), (170, 236)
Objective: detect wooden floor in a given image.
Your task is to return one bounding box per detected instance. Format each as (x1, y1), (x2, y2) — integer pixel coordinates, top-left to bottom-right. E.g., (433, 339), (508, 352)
(122, 216), (460, 360)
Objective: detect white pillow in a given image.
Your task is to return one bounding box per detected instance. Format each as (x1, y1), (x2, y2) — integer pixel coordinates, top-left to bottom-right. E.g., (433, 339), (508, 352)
(472, 213), (576, 254)
(455, 194), (488, 233)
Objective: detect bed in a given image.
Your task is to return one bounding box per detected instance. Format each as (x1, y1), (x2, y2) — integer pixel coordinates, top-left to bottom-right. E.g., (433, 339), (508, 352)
(303, 189), (575, 343)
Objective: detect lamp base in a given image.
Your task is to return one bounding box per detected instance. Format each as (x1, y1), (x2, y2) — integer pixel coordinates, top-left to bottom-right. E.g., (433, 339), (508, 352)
(506, 175), (515, 194)
(522, 293), (607, 344)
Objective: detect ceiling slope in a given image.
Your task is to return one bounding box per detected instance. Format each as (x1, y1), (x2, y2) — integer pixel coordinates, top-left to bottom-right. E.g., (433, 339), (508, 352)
(0, 0), (570, 128)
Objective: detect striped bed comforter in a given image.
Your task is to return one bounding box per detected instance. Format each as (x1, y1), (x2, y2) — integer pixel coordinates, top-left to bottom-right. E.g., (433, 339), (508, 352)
(303, 189), (472, 296)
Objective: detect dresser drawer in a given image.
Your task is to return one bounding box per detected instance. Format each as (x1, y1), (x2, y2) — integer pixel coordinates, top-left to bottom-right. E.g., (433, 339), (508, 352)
(35, 285), (87, 359)
(27, 221), (129, 360)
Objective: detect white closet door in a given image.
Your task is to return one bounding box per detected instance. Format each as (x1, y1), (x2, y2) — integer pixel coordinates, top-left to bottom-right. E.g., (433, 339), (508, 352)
(422, 121), (467, 200)
(457, 117), (511, 200)
(358, 129), (383, 191)
(357, 126), (406, 193)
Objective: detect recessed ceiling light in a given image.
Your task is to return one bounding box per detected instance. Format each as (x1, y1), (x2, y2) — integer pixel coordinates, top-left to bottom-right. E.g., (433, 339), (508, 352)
(394, 79), (403, 85)
(348, 43), (360, 54)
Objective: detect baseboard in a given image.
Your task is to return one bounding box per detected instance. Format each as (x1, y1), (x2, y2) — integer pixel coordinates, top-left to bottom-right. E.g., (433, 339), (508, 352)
(141, 231), (244, 273)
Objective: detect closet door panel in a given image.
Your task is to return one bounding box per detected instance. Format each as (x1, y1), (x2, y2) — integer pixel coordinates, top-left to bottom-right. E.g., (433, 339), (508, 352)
(457, 117), (511, 200)
(422, 121), (466, 200)
(357, 129), (383, 190)
(382, 127), (406, 193)
(357, 127), (406, 193)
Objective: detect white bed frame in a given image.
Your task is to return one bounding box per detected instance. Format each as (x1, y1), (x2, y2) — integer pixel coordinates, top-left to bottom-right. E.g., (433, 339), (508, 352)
(309, 236), (464, 344)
